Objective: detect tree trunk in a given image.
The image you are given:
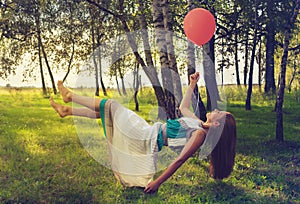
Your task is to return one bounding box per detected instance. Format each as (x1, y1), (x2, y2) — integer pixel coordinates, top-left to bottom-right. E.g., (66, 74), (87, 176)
(34, 1), (48, 96)
(41, 39), (57, 95)
(137, 1), (167, 119)
(133, 62), (140, 111)
(203, 42), (219, 111)
(265, 0), (276, 94)
(90, 8), (100, 96)
(35, 11), (47, 96)
(118, 60), (127, 96)
(234, 2), (241, 85)
(62, 40), (75, 83)
(264, 27), (276, 94)
(204, 7), (220, 110)
(87, 0), (167, 119)
(287, 55), (297, 92)
(153, 0), (176, 119)
(234, 35), (241, 85)
(96, 45), (107, 96)
(243, 33), (249, 86)
(276, 0), (299, 142)
(246, 0), (258, 111)
(162, 0), (182, 111)
(220, 38), (225, 86)
(115, 73), (122, 96)
(257, 37), (262, 89)
(35, 2), (56, 94)
(187, 42), (207, 121)
(62, 3), (75, 83)
(95, 13), (107, 96)
(38, 39), (47, 96)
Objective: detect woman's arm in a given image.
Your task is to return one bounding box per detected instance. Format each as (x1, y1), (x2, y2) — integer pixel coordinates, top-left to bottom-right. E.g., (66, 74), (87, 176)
(144, 129), (206, 193)
(179, 72), (201, 120)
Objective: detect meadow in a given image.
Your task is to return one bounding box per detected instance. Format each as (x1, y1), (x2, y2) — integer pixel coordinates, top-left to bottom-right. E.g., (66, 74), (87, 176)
(0, 86), (299, 203)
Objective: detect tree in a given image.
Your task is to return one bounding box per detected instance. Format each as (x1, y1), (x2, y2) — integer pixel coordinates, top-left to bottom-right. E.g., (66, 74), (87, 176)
(287, 50), (299, 92)
(1, 0), (91, 94)
(276, 0), (299, 142)
(233, 0), (241, 85)
(87, 0), (111, 96)
(35, 3), (47, 95)
(245, 0), (259, 110)
(89, 5), (101, 96)
(163, 0), (183, 112)
(59, 0), (90, 84)
(256, 36), (265, 90)
(86, 0), (183, 119)
(263, 0), (296, 94)
(35, 1), (57, 94)
(264, 0), (277, 94)
(136, 0), (168, 119)
(133, 60), (140, 111)
(0, 1), (35, 80)
(153, 0), (176, 119)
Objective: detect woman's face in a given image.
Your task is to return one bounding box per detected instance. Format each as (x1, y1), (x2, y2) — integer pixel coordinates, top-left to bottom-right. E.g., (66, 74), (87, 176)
(206, 109), (226, 124)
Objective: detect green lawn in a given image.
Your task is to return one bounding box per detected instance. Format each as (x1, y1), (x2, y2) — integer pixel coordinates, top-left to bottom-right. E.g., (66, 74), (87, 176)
(0, 87), (299, 203)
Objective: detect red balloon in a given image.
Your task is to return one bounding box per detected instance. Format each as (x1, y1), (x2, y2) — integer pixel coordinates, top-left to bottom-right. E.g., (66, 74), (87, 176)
(183, 8), (216, 46)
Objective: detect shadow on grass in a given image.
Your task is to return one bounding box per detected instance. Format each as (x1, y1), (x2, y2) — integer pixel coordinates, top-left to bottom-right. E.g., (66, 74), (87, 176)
(118, 180), (290, 204)
(227, 102), (300, 203)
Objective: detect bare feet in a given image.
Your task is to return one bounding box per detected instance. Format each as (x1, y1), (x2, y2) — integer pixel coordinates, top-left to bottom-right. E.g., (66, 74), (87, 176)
(57, 81), (72, 103)
(50, 97), (72, 117)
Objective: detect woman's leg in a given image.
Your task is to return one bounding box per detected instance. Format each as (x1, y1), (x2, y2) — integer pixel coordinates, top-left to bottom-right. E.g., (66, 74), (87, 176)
(58, 81), (101, 112)
(50, 97), (100, 118)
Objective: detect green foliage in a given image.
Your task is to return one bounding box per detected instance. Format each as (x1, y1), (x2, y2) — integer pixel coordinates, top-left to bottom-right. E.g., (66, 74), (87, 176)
(0, 86), (299, 203)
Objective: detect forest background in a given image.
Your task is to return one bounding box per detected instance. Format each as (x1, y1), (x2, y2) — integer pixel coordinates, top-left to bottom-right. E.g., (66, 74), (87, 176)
(1, 0), (299, 139)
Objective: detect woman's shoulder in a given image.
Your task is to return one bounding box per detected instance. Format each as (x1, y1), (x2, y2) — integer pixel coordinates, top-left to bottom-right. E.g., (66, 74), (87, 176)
(178, 117), (203, 129)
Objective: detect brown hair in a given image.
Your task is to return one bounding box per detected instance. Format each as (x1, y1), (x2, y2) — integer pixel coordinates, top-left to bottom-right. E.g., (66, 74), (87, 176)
(209, 113), (237, 179)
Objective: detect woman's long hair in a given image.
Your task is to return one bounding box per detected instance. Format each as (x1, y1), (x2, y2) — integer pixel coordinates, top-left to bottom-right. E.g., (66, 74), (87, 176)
(209, 113), (237, 179)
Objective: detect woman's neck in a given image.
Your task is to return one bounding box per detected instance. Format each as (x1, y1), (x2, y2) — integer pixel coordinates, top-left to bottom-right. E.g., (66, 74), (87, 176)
(202, 122), (211, 131)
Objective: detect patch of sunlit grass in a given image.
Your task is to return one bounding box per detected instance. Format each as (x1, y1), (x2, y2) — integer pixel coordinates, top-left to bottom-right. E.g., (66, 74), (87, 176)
(17, 129), (47, 155)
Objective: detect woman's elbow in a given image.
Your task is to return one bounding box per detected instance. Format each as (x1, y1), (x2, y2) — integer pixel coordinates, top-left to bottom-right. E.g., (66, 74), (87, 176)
(178, 105), (184, 113)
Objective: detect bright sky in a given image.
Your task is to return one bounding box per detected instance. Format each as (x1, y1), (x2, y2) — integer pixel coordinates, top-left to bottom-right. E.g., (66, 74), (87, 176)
(0, 61), (256, 88)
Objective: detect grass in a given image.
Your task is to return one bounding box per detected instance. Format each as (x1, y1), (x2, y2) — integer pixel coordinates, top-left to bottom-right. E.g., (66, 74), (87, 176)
(0, 86), (299, 203)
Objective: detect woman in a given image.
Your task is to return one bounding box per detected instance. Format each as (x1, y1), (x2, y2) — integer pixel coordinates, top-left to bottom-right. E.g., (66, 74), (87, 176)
(50, 72), (237, 193)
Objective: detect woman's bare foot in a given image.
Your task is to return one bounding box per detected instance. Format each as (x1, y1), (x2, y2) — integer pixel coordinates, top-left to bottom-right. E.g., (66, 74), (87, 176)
(50, 97), (72, 117)
(57, 81), (72, 103)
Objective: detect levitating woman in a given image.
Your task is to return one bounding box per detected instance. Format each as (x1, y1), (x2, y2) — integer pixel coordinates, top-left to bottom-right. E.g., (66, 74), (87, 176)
(50, 72), (237, 193)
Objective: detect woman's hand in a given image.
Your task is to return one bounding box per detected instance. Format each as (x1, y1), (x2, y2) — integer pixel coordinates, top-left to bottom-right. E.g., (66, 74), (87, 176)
(144, 180), (161, 194)
(190, 72), (200, 85)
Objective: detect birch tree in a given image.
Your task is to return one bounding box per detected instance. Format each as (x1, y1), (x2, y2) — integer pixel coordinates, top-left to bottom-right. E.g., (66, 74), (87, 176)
(276, 0), (299, 142)
(153, 0), (176, 119)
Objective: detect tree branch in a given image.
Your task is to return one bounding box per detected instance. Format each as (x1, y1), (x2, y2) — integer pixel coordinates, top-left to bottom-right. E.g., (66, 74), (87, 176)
(277, 41), (300, 51)
(0, 2), (17, 11)
(85, 0), (121, 18)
